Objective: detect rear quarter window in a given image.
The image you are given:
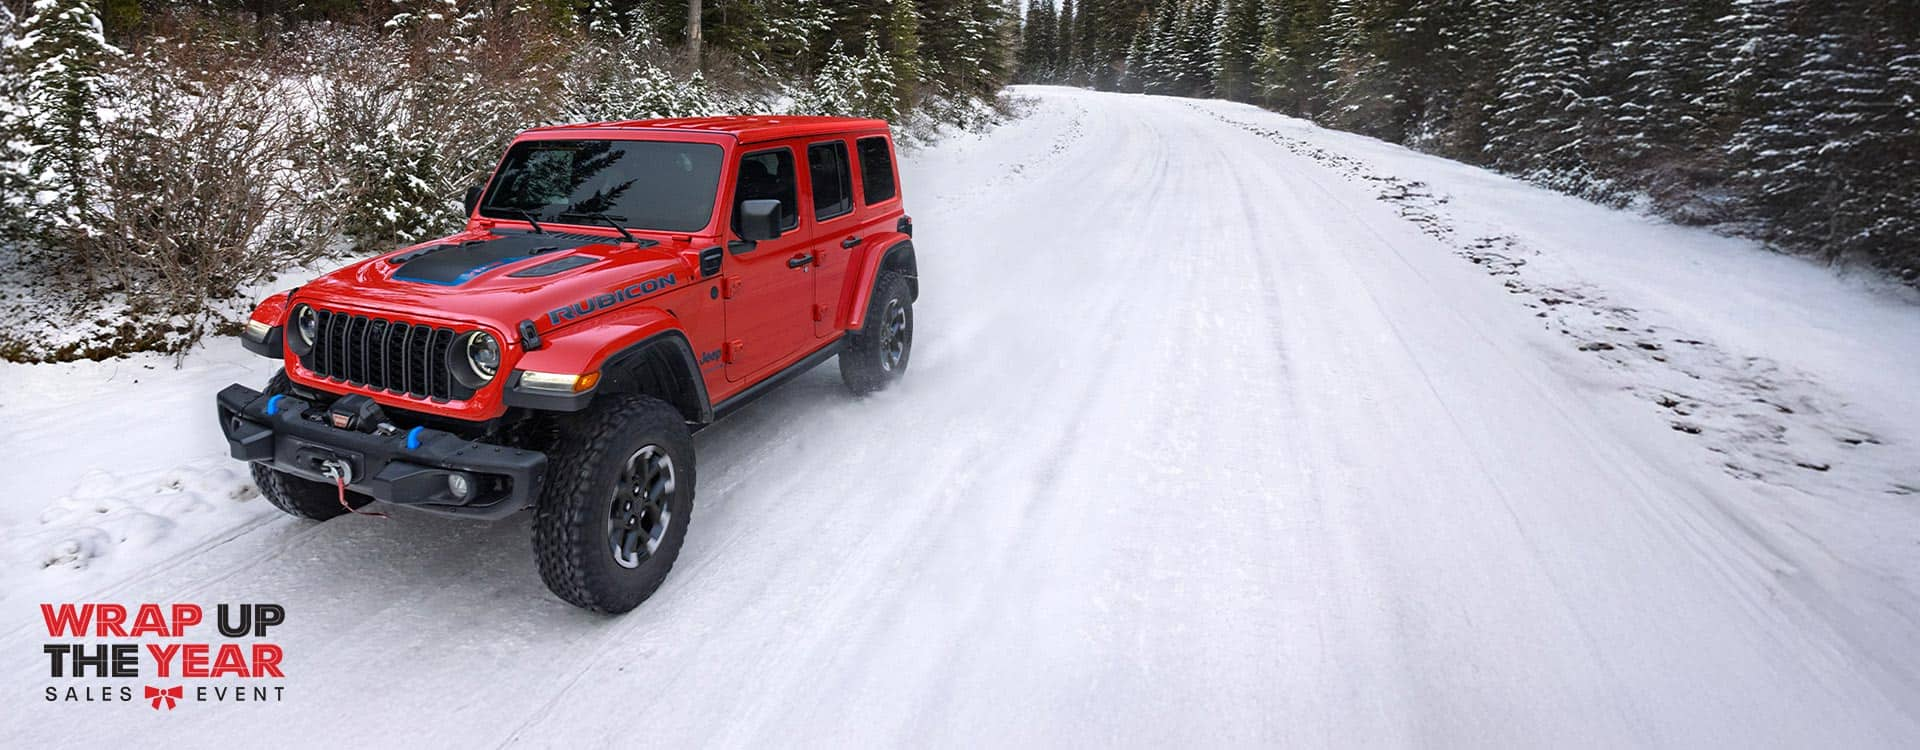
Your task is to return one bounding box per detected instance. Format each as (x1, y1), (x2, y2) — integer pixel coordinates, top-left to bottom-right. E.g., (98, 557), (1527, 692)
(856, 136), (897, 205)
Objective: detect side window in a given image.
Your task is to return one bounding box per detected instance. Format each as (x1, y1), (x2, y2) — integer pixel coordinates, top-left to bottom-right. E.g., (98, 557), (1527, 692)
(856, 136), (896, 205)
(731, 148), (799, 234)
(807, 140), (854, 221)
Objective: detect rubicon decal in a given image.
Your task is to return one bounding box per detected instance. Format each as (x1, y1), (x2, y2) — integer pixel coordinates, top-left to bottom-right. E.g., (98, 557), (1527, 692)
(546, 274), (678, 326)
(39, 602), (288, 708)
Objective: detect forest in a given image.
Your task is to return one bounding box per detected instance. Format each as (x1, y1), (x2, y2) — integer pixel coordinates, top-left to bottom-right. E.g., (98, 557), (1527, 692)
(1015, 0), (1920, 287)
(0, 0), (1013, 360)
(2, 1), (1914, 362)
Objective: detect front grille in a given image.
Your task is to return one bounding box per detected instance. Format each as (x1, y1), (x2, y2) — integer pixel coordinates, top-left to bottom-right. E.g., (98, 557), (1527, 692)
(302, 310), (474, 401)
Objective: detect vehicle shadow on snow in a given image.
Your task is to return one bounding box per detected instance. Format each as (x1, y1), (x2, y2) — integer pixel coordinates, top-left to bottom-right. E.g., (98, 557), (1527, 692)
(254, 364), (874, 627)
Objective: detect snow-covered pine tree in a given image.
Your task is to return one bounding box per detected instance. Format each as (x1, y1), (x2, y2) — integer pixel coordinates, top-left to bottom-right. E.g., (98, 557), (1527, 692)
(0, 2), (33, 241)
(12, 0), (118, 260)
(1176, 0), (1220, 96)
(1120, 27), (1149, 91)
(1059, 0), (1077, 81)
(948, 0), (1018, 97)
(1212, 0), (1261, 102)
(1253, 0), (1332, 117)
(1139, 1), (1181, 94)
(886, 0), (924, 103)
(1731, 0), (1919, 273)
(1485, 0), (1604, 194)
(1717, 0), (1821, 246)
(1091, 0), (1149, 90)
(1873, 48), (1920, 282)
(1441, 0), (1516, 160)
(796, 36), (899, 119)
(1593, 0), (1729, 217)
(562, 46), (722, 123)
(1320, 0), (1392, 135)
(1069, 0), (1100, 85)
(1017, 0), (1059, 84)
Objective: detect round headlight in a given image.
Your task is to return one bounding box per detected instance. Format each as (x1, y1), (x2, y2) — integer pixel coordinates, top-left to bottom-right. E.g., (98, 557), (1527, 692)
(291, 305), (318, 353)
(463, 331), (500, 383)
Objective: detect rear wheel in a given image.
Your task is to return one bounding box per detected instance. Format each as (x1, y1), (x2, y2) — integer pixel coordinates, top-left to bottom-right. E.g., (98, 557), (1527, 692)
(839, 270), (913, 395)
(250, 371), (374, 520)
(532, 394), (695, 613)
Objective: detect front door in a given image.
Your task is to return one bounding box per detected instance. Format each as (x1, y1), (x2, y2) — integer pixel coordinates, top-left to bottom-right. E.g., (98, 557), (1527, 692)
(722, 146), (815, 382)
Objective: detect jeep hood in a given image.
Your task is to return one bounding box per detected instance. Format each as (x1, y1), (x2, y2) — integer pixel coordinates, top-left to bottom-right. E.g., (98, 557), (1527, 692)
(294, 228), (696, 334)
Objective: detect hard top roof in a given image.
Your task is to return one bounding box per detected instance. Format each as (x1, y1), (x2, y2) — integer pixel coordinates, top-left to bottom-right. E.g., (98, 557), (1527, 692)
(523, 115), (891, 143)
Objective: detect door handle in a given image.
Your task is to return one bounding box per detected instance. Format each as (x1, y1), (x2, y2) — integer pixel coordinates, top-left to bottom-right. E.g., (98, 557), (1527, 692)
(841, 236), (862, 249)
(788, 253), (814, 268)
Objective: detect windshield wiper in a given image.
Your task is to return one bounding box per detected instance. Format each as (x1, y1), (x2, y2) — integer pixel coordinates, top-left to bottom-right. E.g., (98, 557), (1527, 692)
(505, 208), (545, 234)
(557, 211), (645, 245)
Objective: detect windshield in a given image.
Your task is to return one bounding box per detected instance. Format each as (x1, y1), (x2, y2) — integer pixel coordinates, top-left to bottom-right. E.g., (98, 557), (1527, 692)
(479, 139), (725, 233)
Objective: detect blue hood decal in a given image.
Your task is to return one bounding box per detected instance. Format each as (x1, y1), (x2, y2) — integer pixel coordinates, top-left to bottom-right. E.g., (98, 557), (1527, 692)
(391, 232), (601, 286)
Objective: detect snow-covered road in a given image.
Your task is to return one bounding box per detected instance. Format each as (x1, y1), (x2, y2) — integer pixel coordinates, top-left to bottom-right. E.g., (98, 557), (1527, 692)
(6, 87), (1920, 746)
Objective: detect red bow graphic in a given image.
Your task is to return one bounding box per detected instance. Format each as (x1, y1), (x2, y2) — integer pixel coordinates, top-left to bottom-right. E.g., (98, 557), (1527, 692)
(145, 685), (183, 710)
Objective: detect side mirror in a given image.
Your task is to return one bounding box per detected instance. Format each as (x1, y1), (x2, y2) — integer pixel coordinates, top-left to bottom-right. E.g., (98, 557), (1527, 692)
(462, 184), (484, 217)
(738, 199), (783, 242)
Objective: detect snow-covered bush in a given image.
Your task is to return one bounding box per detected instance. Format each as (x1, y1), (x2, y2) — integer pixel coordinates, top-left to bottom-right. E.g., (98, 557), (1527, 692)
(298, 9), (565, 251)
(86, 48), (331, 338)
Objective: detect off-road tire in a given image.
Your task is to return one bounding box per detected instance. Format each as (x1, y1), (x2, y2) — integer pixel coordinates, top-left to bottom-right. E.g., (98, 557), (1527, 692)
(250, 371), (375, 521)
(839, 270), (914, 395)
(532, 394), (696, 613)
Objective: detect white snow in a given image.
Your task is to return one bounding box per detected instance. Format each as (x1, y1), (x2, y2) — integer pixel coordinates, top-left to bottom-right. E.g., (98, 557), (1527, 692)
(4, 86), (1919, 746)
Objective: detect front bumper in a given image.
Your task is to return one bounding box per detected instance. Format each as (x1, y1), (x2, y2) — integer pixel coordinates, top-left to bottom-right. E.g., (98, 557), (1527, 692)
(216, 384), (547, 520)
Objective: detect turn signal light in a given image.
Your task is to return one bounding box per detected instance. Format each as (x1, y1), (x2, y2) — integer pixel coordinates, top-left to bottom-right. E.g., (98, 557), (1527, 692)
(519, 370), (600, 393)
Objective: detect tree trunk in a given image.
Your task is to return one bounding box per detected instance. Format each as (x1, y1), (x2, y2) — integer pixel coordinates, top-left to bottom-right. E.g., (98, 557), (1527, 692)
(686, 0), (702, 69)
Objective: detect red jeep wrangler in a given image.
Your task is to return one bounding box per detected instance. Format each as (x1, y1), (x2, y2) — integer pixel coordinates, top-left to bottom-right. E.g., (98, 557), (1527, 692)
(216, 117), (917, 612)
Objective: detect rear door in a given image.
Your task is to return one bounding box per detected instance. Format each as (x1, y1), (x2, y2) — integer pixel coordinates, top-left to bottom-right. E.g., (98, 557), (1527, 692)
(722, 144), (816, 381)
(819, 133), (905, 336)
(804, 137), (859, 337)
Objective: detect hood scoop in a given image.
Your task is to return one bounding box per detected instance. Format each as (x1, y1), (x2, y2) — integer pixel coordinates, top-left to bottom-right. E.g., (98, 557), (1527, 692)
(390, 232), (599, 286)
(508, 255), (602, 278)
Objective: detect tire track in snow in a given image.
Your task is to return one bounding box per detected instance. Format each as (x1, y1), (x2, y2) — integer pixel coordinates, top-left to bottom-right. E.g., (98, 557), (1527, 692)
(499, 94), (1124, 746)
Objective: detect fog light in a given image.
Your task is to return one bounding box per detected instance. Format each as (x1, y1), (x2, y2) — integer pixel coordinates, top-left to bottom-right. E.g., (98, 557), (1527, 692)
(447, 473), (472, 499)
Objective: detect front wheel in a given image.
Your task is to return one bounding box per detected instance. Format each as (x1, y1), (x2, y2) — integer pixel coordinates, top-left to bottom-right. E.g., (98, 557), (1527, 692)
(839, 270), (913, 395)
(532, 394), (695, 613)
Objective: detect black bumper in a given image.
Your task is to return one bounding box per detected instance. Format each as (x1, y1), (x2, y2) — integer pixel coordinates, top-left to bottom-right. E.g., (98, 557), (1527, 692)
(216, 384), (546, 520)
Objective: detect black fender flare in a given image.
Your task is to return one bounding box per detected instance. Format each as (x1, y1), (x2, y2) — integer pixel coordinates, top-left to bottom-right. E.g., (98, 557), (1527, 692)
(594, 331), (714, 424)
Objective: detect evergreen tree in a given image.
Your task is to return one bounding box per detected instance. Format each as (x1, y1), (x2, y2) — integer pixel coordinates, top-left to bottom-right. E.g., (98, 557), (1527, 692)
(12, 0), (117, 253)
(795, 36), (900, 119)
(1485, 0), (1603, 191)
(1593, 0), (1729, 213)
(1087, 0), (1151, 89)
(1120, 27), (1149, 91)
(886, 0), (924, 101)
(1137, 1), (1179, 93)
(1059, 0), (1077, 80)
(1319, 0), (1465, 145)
(1177, 0), (1220, 96)
(0, 3), (32, 239)
(1070, 0), (1100, 85)
(1259, 0), (1333, 116)
(1212, 0), (1260, 102)
(1017, 0), (1059, 83)
(1444, 0), (1517, 159)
